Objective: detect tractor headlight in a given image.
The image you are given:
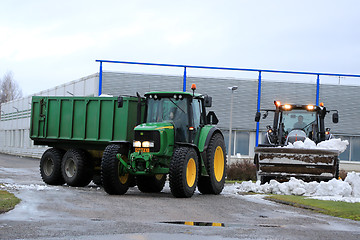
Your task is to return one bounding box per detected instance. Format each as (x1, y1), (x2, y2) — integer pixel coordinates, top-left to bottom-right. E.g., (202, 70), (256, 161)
(133, 141), (142, 148)
(142, 141), (154, 148)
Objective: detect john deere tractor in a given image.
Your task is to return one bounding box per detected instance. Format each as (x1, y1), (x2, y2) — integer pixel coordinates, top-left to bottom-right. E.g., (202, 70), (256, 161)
(101, 85), (226, 198)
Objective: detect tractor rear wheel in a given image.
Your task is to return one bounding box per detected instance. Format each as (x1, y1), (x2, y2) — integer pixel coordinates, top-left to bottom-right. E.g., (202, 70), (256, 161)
(199, 133), (226, 195)
(136, 174), (166, 193)
(40, 148), (65, 185)
(61, 149), (93, 187)
(169, 147), (199, 198)
(101, 144), (130, 195)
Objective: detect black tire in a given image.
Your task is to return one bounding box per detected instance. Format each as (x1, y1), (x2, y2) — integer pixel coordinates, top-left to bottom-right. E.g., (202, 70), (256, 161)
(101, 144), (130, 195)
(199, 133), (226, 195)
(61, 149), (93, 187)
(137, 174), (166, 193)
(40, 148), (65, 185)
(169, 147), (198, 198)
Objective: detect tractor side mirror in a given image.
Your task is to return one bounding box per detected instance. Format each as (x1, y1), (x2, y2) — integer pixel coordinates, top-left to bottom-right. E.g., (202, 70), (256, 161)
(204, 96), (212, 107)
(117, 96), (123, 108)
(255, 112), (261, 122)
(332, 112), (339, 123)
(207, 111), (219, 125)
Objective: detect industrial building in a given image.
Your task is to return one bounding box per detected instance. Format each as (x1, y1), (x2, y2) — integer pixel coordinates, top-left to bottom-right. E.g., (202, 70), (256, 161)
(1, 69), (359, 170)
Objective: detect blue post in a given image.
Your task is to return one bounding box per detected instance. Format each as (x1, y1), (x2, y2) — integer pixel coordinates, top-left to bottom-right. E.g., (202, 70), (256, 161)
(98, 61), (103, 96)
(255, 71), (262, 147)
(183, 67), (187, 92)
(316, 74), (320, 105)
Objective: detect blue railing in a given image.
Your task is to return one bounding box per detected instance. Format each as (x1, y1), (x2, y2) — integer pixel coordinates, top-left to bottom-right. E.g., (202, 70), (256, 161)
(96, 59), (360, 146)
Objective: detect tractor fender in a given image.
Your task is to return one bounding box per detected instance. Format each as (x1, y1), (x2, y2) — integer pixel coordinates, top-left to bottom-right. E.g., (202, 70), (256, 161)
(175, 142), (202, 165)
(199, 127), (224, 162)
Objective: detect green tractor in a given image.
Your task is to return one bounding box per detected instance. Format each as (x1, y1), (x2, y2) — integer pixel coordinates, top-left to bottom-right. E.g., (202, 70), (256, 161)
(101, 85), (227, 198)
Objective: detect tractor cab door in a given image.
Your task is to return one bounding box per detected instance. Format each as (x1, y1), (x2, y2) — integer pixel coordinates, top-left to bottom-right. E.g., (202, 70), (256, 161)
(189, 98), (206, 144)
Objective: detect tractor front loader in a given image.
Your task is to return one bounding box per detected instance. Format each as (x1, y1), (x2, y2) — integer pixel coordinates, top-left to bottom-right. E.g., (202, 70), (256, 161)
(254, 101), (340, 184)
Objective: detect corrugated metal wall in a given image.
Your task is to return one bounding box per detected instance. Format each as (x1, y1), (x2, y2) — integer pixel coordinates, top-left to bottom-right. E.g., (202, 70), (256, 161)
(101, 72), (360, 136)
(0, 74), (98, 158)
(1, 70), (359, 160)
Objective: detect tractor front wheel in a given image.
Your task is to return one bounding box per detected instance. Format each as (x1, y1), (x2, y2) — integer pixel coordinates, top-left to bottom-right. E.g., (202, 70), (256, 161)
(101, 144), (130, 195)
(169, 147), (199, 198)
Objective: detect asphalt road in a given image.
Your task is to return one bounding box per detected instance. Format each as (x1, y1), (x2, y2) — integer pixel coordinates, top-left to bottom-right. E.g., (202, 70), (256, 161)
(1, 153), (360, 240)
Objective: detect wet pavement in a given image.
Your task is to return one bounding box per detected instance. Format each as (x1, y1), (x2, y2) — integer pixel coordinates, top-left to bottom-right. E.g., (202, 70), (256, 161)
(1, 153), (360, 239)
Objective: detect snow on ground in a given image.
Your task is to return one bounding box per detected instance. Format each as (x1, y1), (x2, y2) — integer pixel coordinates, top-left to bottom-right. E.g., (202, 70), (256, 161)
(223, 172), (360, 203)
(284, 138), (349, 153)
(0, 183), (61, 191)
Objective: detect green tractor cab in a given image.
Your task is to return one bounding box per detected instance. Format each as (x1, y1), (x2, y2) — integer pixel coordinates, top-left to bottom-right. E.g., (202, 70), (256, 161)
(101, 87), (226, 198)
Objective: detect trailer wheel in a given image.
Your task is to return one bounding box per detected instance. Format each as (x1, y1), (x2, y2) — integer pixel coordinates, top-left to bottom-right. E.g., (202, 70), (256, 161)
(101, 144), (130, 195)
(40, 148), (65, 185)
(61, 149), (93, 187)
(169, 147), (198, 198)
(200, 133), (226, 194)
(137, 174), (166, 193)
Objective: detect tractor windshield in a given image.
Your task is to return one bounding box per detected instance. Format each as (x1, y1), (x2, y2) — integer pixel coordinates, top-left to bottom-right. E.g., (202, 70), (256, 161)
(146, 97), (189, 142)
(282, 110), (316, 135)
(146, 98), (188, 123)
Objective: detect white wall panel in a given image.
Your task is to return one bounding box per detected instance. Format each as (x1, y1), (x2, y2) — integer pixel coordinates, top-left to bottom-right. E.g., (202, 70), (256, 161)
(0, 73), (98, 158)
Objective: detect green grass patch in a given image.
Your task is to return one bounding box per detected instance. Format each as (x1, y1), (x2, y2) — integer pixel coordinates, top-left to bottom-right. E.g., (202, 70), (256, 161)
(0, 190), (21, 214)
(266, 195), (360, 221)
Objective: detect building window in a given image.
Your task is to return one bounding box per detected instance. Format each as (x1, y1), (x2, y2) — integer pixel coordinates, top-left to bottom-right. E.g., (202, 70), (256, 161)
(223, 130), (250, 156)
(337, 136), (350, 161)
(235, 131), (249, 156)
(351, 137), (360, 162)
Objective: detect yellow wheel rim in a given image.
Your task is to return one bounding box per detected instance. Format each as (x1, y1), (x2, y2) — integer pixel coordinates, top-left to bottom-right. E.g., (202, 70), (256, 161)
(214, 146), (224, 182)
(155, 174), (164, 180)
(119, 173), (129, 184)
(118, 156), (129, 184)
(186, 158), (196, 187)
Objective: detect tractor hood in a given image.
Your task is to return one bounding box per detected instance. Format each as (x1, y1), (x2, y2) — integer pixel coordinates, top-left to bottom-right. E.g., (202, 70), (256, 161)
(134, 121), (174, 131)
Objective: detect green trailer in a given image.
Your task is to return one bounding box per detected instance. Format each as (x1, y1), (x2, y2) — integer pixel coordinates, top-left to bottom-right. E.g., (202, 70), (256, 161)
(31, 96), (142, 186)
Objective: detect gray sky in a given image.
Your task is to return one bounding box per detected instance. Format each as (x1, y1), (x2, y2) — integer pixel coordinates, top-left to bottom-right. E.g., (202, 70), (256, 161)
(1, 0), (360, 96)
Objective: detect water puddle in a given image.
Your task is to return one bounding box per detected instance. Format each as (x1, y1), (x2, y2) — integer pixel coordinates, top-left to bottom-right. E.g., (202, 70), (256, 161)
(162, 221), (225, 227)
(162, 221), (282, 228)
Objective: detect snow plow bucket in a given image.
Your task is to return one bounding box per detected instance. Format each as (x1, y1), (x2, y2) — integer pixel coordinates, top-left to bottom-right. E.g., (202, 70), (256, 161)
(254, 147), (340, 183)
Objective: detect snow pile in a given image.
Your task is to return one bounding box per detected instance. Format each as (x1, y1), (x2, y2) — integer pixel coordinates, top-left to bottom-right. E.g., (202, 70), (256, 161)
(223, 172), (360, 203)
(285, 138), (349, 153)
(0, 183), (60, 191)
